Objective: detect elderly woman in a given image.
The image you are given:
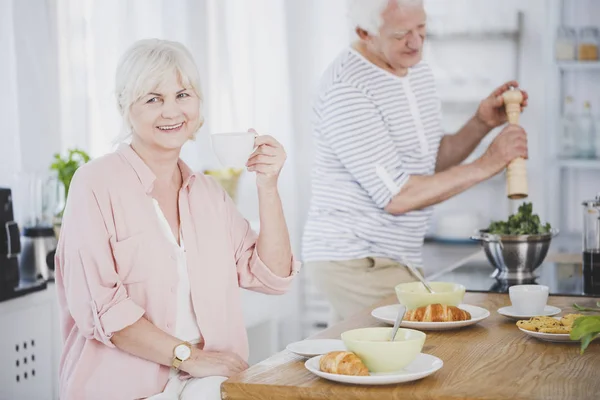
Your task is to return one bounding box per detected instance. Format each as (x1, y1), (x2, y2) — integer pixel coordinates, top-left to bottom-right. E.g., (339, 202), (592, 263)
(55, 39), (300, 400)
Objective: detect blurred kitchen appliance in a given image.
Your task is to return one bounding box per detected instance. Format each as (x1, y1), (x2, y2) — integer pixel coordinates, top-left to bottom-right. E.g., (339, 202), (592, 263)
(0, 188), (21, 301)
(13, 173), (58, 282)
(583, 194), (600, 294)
(19, 227), (56, 282)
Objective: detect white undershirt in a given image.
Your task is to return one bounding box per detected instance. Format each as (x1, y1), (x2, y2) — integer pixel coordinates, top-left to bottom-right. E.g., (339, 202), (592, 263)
(152, 200), (202, 377)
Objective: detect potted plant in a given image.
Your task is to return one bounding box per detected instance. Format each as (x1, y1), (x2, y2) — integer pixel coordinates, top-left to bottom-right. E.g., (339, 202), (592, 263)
(50, 148), (91, 238)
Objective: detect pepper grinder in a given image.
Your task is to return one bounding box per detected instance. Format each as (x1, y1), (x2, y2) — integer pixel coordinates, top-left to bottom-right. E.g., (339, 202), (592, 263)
(502, 87), (528, 199)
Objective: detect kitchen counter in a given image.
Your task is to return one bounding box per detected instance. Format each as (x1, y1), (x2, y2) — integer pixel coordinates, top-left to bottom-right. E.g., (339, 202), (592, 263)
(434, 257), (600, 297)
(423, 233), (598, 296)
(221, 292), (600, 400)
(421, 241), (482, 277)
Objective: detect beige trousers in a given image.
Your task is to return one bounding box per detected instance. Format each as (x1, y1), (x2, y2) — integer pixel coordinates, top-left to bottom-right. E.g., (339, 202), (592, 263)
(306, 257), (421, 325)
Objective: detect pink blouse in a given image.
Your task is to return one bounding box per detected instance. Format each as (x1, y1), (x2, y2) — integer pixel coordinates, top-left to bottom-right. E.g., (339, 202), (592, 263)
(54, 144), (300, 400)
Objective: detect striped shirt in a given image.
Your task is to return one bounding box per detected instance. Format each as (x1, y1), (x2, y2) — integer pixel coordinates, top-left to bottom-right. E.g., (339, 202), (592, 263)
(302, 48), (444, 266)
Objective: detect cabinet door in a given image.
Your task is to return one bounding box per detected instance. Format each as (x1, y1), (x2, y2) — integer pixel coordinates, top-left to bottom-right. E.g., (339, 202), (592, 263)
(0, 303), (54, 400)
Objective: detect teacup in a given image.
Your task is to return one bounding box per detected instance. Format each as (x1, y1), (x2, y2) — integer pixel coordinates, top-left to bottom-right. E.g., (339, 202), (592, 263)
(509, 284), (549, 315)
(211, 132), (256, 169)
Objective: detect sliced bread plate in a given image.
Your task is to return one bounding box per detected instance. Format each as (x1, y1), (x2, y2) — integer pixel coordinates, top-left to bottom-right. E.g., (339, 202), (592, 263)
(371, 304), (490, 330)
(304, 353), (443, 385)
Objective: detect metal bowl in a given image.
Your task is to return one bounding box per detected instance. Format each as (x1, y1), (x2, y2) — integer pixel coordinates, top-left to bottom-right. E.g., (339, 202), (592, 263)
(470, 229), (559, 281)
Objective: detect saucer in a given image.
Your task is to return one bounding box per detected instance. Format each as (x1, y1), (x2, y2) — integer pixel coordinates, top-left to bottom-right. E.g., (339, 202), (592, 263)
(497, 305), (561, 321)
(304, 353), (443, 385)
(286, 339), (346, 357)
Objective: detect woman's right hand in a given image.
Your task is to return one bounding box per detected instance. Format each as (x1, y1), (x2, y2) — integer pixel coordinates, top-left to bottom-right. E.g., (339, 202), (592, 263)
(182, 349), (249, 378)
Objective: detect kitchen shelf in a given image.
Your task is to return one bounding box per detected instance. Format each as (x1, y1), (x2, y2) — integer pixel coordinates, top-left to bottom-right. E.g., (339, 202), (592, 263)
(557, 158), (600, 169)
(547, 0), (600, 234)
(557, 61), (600, 71)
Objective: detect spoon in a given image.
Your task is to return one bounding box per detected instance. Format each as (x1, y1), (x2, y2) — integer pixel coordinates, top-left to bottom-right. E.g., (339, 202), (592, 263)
(389, 305), (407, 342)
(403, 261), (436, 294)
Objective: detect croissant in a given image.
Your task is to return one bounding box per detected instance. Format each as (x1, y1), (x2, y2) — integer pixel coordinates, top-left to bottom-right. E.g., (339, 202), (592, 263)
(404, 304), (471, 322)
(319, 351), (369, 376)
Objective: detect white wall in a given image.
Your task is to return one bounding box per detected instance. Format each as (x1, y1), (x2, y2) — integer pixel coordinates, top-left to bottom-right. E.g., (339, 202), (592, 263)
(0, 0), (21, 188)
(285, 0), (352, 252)
(0, 0), (61, 189)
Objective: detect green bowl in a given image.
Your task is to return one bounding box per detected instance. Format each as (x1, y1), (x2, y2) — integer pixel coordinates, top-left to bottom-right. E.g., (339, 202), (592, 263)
(395, 281), (466, 310)
(341, 327), (426, 373)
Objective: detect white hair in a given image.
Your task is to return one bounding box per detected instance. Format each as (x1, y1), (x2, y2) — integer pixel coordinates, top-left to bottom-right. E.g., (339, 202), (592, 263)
(347, 0), (424, 35)
(114, 38), (204, 140)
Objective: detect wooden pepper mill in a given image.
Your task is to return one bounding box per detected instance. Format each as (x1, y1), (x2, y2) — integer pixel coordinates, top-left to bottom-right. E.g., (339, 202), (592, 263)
(502, 87), (528, 199)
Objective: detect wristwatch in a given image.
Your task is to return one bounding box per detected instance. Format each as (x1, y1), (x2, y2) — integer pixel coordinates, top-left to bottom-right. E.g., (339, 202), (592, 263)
(171, 342), (192, 370)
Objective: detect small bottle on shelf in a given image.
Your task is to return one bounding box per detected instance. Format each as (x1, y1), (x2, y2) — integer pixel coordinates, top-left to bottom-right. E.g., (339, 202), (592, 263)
(559, 96), (577, 158)
(578, 27), (599, 61)
(576, 101), (596, 159)
(556, 26), (577, 61)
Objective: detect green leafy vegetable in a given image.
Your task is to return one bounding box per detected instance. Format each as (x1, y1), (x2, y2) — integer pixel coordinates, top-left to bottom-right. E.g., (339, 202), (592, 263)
(570, 316), (600, 354)
(487, 202), (552, 235)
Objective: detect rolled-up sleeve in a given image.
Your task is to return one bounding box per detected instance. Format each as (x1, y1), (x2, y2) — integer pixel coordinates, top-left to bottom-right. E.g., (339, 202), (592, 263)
(319, 83), (409, 208)
(55, 170), (145, 347)
(220, 185), (300, 295)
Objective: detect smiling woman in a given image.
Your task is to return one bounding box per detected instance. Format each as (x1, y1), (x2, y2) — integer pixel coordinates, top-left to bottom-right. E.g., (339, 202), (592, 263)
(53, 38), (300, 400)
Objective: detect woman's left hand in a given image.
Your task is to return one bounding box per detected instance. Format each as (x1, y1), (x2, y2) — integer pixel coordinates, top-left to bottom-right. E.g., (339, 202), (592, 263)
(476, 80), (529, 129)
(246, 129), (287, 190)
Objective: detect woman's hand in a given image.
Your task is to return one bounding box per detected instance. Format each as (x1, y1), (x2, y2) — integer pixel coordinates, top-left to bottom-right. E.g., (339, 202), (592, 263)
(182, 349), (249, 378)
(246, 129), (287, 190)
(475, 80), (528, 129)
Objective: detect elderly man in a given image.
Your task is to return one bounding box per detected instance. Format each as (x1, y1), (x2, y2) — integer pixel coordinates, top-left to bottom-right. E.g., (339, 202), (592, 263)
(302, 0), (529, 323)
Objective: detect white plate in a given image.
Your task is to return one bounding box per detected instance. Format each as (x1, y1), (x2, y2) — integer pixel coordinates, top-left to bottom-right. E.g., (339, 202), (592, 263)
(517, 317), (576, 343)
(371, 304), (490, 330)
(497, 305), (561, 321)
(286, 339), (346, 357)
(304, 353), (443, 385)
(518, 327), (575, 343)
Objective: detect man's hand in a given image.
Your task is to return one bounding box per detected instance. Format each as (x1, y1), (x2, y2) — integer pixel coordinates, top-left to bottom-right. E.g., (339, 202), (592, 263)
(477, 124), (528, 176)
(475, 80), (529, 129)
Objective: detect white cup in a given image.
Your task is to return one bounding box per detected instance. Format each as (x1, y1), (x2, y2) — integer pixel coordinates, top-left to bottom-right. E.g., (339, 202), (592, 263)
(509, 285), (549, 315)
(210, 132), (256, 169)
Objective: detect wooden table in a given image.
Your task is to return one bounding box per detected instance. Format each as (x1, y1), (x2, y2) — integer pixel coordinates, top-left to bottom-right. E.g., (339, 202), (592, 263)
(221, 293), (600, 400)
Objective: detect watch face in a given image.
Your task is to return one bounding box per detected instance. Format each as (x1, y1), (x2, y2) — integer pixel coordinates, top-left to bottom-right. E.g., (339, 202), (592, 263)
(175, 344), (191, 360)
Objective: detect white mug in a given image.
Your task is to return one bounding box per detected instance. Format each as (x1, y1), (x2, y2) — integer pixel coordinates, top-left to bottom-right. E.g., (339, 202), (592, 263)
(509, 284), (549, 315)
(210, 132), (256, 169)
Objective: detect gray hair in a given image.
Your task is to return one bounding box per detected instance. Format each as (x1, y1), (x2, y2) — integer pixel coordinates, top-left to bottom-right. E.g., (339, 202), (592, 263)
(347, 0), (424, 35)
(114, 39), (204, 141)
